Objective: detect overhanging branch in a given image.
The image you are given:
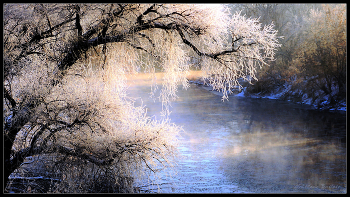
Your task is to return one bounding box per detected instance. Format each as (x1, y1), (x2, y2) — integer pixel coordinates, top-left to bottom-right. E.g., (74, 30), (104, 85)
(175, 26), (238, 59)
(58, 34), (125, 71)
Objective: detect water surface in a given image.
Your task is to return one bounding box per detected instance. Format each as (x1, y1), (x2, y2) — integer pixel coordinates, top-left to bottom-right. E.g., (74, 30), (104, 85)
(127, 73), (346, 193)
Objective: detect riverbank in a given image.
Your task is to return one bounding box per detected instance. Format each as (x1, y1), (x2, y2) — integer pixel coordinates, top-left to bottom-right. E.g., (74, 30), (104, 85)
(241, 84), (346, 113)
(188, 76), (346, 113)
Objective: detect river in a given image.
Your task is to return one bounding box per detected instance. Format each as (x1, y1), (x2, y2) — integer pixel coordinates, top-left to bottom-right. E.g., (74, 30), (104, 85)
(126, 73), (346, 193)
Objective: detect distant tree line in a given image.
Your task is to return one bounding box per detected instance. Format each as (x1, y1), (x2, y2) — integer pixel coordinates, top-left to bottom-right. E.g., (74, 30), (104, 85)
(230, 4), (346, 108)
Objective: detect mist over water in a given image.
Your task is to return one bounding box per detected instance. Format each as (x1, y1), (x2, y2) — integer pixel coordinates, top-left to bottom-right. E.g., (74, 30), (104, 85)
(127, 73), (346, 193)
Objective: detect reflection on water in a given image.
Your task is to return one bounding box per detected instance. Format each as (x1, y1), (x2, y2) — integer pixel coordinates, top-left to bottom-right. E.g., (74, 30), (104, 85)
(126, 73), (346, 193)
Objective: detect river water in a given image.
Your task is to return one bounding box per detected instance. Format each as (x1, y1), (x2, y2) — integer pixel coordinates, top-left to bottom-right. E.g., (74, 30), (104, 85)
(126, 73), (346, 193)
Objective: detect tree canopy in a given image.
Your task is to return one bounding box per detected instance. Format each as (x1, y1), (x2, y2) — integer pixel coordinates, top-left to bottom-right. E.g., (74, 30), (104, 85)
(3, 4), (280, 192)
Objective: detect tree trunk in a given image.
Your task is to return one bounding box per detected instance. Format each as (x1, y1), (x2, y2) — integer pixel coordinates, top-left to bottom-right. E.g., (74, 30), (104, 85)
(3, 103), (34, 190)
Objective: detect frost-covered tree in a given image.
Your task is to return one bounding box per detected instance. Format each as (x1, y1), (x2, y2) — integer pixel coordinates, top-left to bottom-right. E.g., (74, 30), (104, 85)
(3, 4), (280, 192)
(230, 4), (316, 81)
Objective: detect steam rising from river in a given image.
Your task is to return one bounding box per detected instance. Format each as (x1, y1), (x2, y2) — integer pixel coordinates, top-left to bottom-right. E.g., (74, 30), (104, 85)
(127, 72), (346, 193)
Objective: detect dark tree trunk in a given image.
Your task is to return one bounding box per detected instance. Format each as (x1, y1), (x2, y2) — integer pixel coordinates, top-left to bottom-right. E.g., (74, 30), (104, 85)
(3, 102), (34, 190)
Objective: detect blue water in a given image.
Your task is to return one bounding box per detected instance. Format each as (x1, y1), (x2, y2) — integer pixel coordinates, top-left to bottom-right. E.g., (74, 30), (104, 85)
(127, 81), (346, 193)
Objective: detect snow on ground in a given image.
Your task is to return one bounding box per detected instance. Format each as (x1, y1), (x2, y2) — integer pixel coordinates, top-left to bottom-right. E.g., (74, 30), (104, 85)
(235, 88), (245, 97)
(188, 77), (346, 112)
(233, 85), (346, 112)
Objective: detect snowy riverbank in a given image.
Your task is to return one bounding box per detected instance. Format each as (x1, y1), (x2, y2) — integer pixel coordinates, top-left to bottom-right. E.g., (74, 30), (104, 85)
(237, 86), (346, 112)
(189, 79), (346, 113)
